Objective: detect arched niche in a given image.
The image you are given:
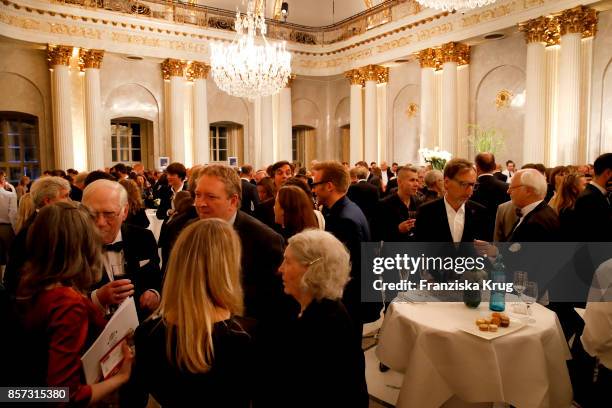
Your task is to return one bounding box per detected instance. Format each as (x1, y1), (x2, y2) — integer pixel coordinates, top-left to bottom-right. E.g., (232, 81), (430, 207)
(474, 64), (525, 166)
(392, 84), (420, 165)
(600, 57), (612, 153)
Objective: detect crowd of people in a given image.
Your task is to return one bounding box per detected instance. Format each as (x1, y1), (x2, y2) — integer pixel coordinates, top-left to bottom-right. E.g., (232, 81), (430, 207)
(0, 152), (610, 407)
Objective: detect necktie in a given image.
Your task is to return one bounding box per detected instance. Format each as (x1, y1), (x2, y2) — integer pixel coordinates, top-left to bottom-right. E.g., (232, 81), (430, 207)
(104, 241), (123, 252)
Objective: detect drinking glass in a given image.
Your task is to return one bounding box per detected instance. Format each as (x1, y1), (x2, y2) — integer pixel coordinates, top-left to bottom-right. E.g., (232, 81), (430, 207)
(513, 271), (527, 301)
(407, 211), (417, 238)
(523, 281), (538, 323)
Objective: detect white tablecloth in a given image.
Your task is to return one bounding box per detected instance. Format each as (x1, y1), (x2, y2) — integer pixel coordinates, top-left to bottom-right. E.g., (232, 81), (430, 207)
(376, 302), (572, 408)
(145, 209), (163, 242)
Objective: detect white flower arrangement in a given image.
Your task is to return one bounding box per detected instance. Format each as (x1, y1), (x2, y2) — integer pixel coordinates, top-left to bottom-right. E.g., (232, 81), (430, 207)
(418, 147), (452, 170)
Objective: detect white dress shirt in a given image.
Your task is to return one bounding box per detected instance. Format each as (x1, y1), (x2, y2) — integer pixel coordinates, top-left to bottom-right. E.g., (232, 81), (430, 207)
(513, 199), (544, 231)
(444, 196), (466, 243)
(0, 188), (17, 231)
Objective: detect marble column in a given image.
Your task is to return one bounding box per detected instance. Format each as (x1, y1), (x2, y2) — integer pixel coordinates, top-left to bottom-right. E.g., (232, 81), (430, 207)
(457, 65), (470, 159)
(260, 95), (274, 167)
(48, 45), (74, 170)
(345, 69), (364, 165)
(187, 62), (210, 165)
(545, 45), (560, 166)
(418, 48), (437, 152)
(520, 17), (548, 164)
(436, 43), (469, 157)
(278, 75), (294, 162)
(162, 58), (187, 164)
(79, 49), (105, 171)
(377, 82), (388, 162)
(362, 65), (387, 164)
(557, 6), (598, 165)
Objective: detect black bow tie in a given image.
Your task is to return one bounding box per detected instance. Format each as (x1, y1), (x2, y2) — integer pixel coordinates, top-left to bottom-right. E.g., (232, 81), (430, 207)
(515, 208), (523, 218)
(104, 242), (123, 252)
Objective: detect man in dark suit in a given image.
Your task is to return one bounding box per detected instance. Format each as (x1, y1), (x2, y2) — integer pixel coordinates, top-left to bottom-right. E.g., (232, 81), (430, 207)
(574, 153), (612, 242)
(3, 177), (71, 295)
(493, 164), (508, 182)
(375, 166), (422, 242)
(347, 166), (379, 227)
(312, 161), (374, 338)
(194, 165), (296, 324)
(156, 162), (188, 220)
(471, 152), (510, 237)
(415, 158), (490, 243)
(82, 180), (162, 319)
(239, 165), (259, 216)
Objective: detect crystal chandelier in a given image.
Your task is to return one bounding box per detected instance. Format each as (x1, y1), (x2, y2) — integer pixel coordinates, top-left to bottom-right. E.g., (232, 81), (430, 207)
(209, 0), (291, 99)
(415, 0), (498, 11)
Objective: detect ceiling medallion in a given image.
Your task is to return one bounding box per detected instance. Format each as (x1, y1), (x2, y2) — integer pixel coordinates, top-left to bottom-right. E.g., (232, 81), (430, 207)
(415, 0), (498, 12)
(496, 89), (513, 110)
(209, 0), (291, 99)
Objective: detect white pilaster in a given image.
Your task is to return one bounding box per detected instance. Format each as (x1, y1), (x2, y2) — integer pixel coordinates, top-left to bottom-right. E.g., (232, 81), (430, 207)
(83, 67), (103, 171)
(193, 78), (209, 165)
(50, 64), (74, 170)
(377, 83), (387, 163)
(441, 61), (458, 155)
(349, 83), (363, 164)
(169, 75), (186, 163)
(420, 67), (435, 151)
(457, 65), (469, 159)
(364, 79), (378, 163)
(278, 86), (293, 162)
(261, 95), (274, 167)
(524, 41), (547, 164)
(557, 32), (581, 165)
(580, 37), (593, 164)
(545, 46), (560, 166)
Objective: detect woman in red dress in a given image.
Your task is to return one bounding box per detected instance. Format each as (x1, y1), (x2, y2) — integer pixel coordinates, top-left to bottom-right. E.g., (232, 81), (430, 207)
(16, 201), (133, 406)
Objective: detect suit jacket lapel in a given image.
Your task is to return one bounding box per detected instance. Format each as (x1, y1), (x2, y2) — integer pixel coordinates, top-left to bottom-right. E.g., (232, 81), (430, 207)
(437, 199), (454, 242)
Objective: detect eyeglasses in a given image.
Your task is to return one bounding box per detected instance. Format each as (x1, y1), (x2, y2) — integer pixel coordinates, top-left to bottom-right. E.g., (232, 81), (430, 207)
(90, 211), (121, 221)
(452, 179), (476, 189)
(508, 184), (525, 191)
(311, 181), (327, 187)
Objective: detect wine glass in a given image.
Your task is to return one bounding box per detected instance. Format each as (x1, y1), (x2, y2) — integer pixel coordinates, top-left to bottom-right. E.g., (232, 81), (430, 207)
(523, 281), (538, 323)
(407, 211), (417, 238)
(513, 271), (527, 301)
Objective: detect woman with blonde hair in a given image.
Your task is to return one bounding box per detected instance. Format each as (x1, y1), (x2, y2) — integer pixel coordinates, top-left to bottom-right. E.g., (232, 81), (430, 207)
(275, 229), (368, 407)
(14, 192), (34, 234)
(15, 201), (133, 404)
(122, 218), (256, 407)
(557, 172), (587, 239)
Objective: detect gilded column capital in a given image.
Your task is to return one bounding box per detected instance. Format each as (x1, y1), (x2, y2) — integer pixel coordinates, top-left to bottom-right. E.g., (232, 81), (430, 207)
(360, 65), (389, 84)
(418, 48), (439, 69)
(436, 42), (470, 66)
(161, 58), (187, 80)
(285, 74), (296, 88)
(78, 49), (104, 71)
(47, 45), (73, 68)
(557, 6), (598, 38)
(345, 69), (364, 86)
(185, 61), (210, 81)
(519, 16), (550, 44)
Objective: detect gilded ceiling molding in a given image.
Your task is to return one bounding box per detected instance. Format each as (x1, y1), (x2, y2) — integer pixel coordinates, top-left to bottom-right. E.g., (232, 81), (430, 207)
(185, 61), (210, 81)
(345, 69), (365, 86)
(557, 5), (598, 38)
(47, 44), (73, 67)
(285, 74), (297, 88)
(360, 65), (389, 84)
(418, 48), (438, 69)
(436, 42), (470, 66)
(161, 58), (187, 80)
(78, 49), (104, 70)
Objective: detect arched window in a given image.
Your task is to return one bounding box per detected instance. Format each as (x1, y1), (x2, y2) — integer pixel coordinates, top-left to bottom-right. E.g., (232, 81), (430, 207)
(0, 111), (40, 183)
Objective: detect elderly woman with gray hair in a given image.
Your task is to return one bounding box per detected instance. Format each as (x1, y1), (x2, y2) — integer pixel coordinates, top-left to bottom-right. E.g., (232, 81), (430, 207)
(274, 228), (368, 408)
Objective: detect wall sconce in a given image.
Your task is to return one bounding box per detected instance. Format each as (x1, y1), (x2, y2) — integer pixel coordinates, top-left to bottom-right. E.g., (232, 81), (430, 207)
(281, 2), (289, 22)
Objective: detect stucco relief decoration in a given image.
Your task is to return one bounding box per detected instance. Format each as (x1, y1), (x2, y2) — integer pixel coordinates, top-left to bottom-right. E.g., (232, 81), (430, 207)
(286, 74), (296, 88)
(519, 16), (550, 44)
(495, 89), (513, 110)
(47, 44), (73, 67)
(418, 48), (439, 69)
(557, 6), (598, 38)
(345, 69), (365, 86)
(186, 61), (210, 81)
(161, 58), (187, 80)
(78, 49), (105, 70)
(406, 103), (419, 118)
(360, 65), (389, 84)
(436, 42), (470, 65)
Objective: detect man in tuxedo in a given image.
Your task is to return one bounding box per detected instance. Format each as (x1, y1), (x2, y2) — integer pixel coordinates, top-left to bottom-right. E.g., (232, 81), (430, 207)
(156, 162), (188, 220)
(82, 180), (162, 319)
(493, 164), (508, 182)
(574, 153), (612, 242)
(194, 165), (295, 324)
(379, 161), (394, 187)
(3, 177), (71, 295)
(471, 152), (510, 237)
(238, 165), (259, 216)
(347, 166), (379, 226)
(312, 161), (374, 338)
(502, 160), (516, 183)
(415, 158), (490, 243)
(375, 166), (422, 242)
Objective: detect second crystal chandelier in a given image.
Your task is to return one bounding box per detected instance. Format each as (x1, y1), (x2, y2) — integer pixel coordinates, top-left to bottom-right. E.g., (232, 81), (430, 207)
(209, 0), (292, 99)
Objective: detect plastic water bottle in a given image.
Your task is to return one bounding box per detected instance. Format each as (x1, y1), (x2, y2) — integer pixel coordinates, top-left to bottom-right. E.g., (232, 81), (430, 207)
(489, 255), (506, 312)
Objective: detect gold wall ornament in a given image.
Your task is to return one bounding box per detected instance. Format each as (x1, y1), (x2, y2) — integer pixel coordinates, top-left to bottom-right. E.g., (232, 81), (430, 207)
(286, 74), (296, 88)
(78, 49), (104, 70)
(436, 42), (470, 66)
(345, 69), (364, 86)
(360, 65), (389, 84)
(495, 89), (513, 110)
(406, 102), (419, 118)
(161, 58), (187, 80)
(418, 48), (439, 69)
(557, 6), (598, 38)
(47, 44), (73, 67)
(185, 61), (210, 81)
(519, 16), (550, 44)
